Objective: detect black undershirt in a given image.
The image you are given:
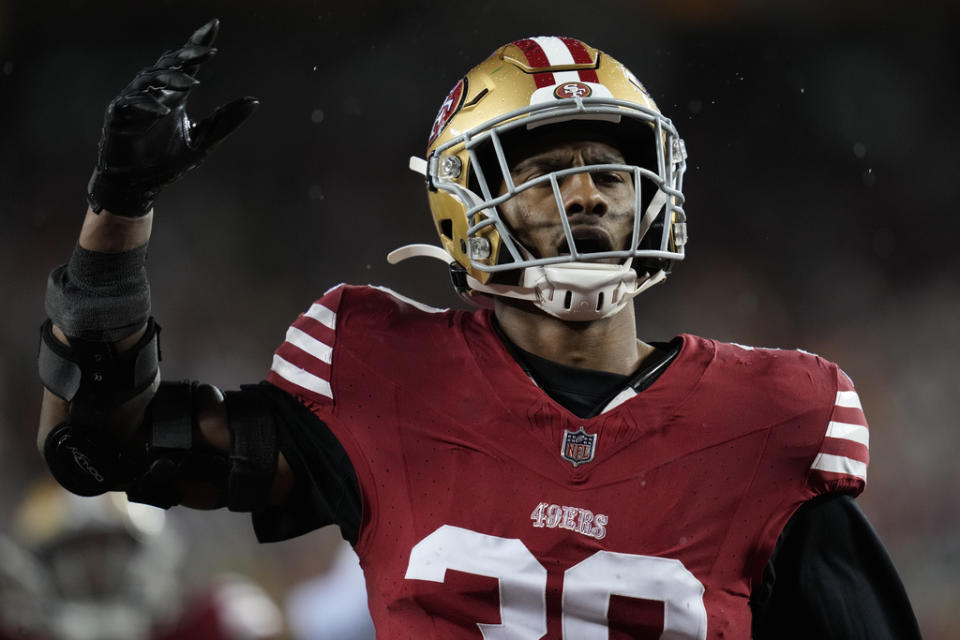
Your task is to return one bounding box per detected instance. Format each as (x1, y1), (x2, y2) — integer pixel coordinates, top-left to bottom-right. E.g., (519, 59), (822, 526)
(503, 338), (681, 419)
(517, 348), (630, 418)
(251, 338), (921, 639)
(489, 315), (682, 419)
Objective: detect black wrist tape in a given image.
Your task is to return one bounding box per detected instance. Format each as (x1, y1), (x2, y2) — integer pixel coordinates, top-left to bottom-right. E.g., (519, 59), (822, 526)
(45, 244), (150, 342)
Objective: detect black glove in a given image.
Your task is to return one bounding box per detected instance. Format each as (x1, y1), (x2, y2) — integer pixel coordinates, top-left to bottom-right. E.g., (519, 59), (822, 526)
(87, 19), (259, 217)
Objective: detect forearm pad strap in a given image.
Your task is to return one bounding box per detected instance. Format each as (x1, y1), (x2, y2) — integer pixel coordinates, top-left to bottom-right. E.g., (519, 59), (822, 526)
(38, 318), (160, 426)
(126, 381), (229, 509)
(224, 387), (279, 512)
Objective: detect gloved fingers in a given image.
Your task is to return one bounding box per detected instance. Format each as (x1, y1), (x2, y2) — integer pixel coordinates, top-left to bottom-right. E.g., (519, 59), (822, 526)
(187, 18), (220, 48)
(120, 69), (197, 111)
(126, 68), (200, 94)
(190, 96), (259, 153)
(178, 19), (221, 77)
(152, 44), (217, 76)
(111, 93), (171, 119)
(108, 94), (171, 133)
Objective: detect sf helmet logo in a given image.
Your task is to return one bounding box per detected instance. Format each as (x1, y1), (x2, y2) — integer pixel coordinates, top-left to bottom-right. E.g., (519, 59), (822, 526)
(553, 81), (592, 100)
(428, 78), (466, 149)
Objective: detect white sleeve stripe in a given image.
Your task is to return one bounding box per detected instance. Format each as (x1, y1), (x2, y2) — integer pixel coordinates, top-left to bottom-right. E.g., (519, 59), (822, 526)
(305, 303), (337, 330)
(285, 326), (332, 364)
(825, 421), (870, 447)
(835, 390), (862, 409)
(811, 453), (867, 480)
(369, 285), (448, 313)
(270, 354), (333, 399)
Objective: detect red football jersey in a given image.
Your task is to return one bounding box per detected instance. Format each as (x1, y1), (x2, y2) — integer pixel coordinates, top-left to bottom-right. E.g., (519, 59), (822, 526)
(267, 285), (869, 639)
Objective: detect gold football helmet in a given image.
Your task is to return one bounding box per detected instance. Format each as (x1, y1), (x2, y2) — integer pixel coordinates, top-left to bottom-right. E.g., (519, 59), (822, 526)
(13, 481), (183, 640)
(391, 37), (687, 321)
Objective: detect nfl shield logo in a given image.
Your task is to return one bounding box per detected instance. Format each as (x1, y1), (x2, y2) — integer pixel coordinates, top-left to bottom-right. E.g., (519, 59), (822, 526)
(561, 427), (598, 467)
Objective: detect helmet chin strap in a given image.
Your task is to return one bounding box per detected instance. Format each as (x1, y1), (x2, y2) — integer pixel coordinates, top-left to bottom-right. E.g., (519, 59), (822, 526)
(387, 244), (667, 322)
(469, 263), (666, 321)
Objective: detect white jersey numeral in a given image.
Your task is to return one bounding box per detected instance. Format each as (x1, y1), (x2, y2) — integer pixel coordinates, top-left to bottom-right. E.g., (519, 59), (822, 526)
(405, 525), (548, 639)
(562, 551), (707, 639)
(405, 525), (707, 639)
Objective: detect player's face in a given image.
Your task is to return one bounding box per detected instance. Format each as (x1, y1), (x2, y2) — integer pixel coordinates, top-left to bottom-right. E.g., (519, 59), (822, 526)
(498, 140), (635, 262)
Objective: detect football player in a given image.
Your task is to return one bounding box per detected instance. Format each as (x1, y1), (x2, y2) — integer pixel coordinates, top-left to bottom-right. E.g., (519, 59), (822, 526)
(10, 480), (285, 640)
(37, 20), (921, 639)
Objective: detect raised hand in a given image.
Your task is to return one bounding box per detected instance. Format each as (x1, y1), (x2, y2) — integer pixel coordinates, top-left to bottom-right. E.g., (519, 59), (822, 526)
(87, 19), (259, 216)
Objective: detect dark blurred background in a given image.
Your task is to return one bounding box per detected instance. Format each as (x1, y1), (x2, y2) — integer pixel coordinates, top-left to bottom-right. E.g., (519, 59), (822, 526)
(2, 0), (958, 637)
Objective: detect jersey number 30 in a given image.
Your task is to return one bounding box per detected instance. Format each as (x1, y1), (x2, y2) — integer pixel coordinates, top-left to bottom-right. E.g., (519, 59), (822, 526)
(405, 525), (707, 639)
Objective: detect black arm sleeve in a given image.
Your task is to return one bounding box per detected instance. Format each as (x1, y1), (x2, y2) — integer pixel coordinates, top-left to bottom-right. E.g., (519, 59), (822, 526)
(248, 382), (362, 546)
(751, 493), (921, 640)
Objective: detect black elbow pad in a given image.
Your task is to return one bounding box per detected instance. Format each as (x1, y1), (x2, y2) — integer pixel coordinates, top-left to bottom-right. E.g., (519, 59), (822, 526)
(39, 317), (163, 498)
(44, 381), (225, 507)
(43, 421), (125, 497)
(44, 382), (279, 512)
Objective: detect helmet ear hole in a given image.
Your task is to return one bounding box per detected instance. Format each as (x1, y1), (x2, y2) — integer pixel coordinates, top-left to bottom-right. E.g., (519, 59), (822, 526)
(439, 219), (453, 240)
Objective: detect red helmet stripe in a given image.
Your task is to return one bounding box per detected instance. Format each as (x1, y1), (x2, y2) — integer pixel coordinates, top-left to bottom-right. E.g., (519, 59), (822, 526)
(513, 38), (551, 67)
(558, 37), (600, 83)
(533, 72), (557, 88)
(578, 68), (599, 83)
(559, 37), (592, 63)
(512, 38), (557, 88)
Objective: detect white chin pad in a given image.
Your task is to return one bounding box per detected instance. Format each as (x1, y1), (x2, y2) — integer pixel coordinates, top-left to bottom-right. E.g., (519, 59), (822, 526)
(521, 262), (637, 321)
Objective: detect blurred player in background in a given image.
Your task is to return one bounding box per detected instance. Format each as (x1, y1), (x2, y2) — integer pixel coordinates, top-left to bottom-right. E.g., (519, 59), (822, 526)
(283, 540), (375, 640)
(35, 20), (921, 638)
(0, 533), (51, 640)
(10, 480), (284, 640)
